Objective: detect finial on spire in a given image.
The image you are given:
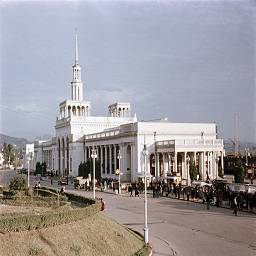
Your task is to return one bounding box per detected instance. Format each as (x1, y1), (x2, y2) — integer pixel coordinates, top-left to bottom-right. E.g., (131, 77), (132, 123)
(75, 28), (78, 65)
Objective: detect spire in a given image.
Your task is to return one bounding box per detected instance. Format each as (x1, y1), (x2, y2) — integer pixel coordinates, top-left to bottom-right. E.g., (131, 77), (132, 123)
(71, 29), (83, 101)
(75, 29), (78, 65)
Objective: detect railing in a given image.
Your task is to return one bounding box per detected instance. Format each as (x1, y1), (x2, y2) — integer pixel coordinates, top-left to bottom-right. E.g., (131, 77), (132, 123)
(85, 130), (120, 140)
(157, 139), (223, 148)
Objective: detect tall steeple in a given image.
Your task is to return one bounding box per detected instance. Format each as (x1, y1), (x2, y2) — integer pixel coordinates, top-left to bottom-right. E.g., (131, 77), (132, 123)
(75, 32), (78, 65)
(71, 31), (83, 101)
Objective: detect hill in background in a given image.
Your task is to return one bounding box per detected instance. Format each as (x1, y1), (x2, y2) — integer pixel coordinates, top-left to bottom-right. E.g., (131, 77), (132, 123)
(0, 134), (30, 149)
(1, 133), (256, 154)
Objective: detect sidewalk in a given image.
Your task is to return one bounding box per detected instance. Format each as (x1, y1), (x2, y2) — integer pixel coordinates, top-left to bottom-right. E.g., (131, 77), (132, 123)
(100, 187), (256, 215)
(34, 177), (256, 215)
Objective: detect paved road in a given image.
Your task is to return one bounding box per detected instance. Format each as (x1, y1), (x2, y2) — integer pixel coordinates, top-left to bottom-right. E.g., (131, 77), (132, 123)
(32, 178), (256, 256)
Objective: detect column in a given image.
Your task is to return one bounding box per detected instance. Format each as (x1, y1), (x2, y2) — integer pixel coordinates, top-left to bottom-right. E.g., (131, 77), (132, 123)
(183, 152), (187, 180)
(114, 145), (117, 173)
(162, 153), (165, 177)
(187, 153), (191, 185)
(109, 145), (112, 174)
(100, 146), (103, 175)
(174, 152), (177, 174)
(211, 151), (214, 178)
(221, 151), (224, 173)
(104, 145), (108, 174)
(213, 152), (217, 179)
(130, 145), (134, 182)
(164, 153), (168, 177)
(156, 153), (160, 179)
(200, 152), (204, 180)
(215, 152), (219, 178)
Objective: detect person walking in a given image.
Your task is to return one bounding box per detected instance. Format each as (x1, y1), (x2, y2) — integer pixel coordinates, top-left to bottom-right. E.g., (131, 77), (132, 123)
(233, 195), (238, 216)
(205, 192), (211, 210)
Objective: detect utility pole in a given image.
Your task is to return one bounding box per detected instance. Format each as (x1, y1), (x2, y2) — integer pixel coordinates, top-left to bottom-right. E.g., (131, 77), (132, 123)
(234, 113), (239, 156)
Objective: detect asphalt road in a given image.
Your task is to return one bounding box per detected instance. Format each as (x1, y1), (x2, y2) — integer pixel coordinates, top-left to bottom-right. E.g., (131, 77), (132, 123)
(62, 187), (255, 256)
(26, 178), (256, 256)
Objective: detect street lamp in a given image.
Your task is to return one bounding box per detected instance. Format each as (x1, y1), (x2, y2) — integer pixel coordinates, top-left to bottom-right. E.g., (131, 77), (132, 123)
(142, 143), (149, 244)
(91, 146), (97, 200)
(117, 150), (122, 194)
(27, 152), (33, 188)
(186, 155), (190, 186)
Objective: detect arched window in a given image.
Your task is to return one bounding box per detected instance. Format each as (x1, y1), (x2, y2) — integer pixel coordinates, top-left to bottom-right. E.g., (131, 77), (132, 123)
(72, 106), (76, 116)
(81, 106), (85, 116)
(68, 106), (71, 117)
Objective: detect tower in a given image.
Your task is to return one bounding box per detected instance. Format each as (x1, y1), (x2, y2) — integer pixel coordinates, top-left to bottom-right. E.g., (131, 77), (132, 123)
(71, 33), (83, 101)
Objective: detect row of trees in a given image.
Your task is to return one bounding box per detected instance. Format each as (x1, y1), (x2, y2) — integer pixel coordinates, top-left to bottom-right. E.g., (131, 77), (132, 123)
(78, 159), (101, 180)
(1, 143), (22, 169)
(35, 162), (47, 176)
(224, 156), (245, 183)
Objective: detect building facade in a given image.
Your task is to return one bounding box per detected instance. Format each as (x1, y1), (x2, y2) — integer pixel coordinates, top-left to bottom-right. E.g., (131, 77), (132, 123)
(32, 35), (224, 184)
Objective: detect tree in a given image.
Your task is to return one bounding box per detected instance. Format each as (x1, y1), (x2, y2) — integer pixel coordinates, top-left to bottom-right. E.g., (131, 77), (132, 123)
(234, 166), (244, 183)
(9, 175), (26, 191)
(2, 143), (15, 168)
(41, 162), (47, 176)
(78, 159), (101, 180)
(35, 162), (42, 175)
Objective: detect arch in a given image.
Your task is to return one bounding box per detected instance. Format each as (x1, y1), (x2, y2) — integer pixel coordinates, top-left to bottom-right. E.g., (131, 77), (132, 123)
(68, 105), (71, 117)
(81, 106), (85, 116)
(72, 106), (76, 116)
(77, 106), (81, 116)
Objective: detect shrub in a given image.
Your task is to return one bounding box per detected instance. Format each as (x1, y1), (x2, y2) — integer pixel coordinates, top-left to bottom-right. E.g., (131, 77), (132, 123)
(9, 176), (26, 191)
(0, 190), (101, 233)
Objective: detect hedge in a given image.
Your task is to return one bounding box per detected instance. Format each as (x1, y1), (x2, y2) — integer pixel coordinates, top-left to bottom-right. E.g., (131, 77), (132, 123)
(1, 196), (69, 208)
(133, 244), (152, 256)
(0, 189), (101, 233)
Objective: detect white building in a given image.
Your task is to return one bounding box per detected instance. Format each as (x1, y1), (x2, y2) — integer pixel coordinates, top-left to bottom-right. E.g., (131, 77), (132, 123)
(33, 34), (224, 184)
(23, 143), (34, 170)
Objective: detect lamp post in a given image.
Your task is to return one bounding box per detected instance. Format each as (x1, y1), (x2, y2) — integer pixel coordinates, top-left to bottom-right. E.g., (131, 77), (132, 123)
(142, 143), (149, 244)
(27, 152), (33, 188)
(117, 150), (122, 194)
(186, 155), (190, 186)
(91, 146), (97, 200)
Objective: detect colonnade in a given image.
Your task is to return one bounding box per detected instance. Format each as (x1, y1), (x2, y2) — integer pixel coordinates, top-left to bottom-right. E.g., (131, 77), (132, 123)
(59, 105), (90, 119)
(151, 150), (224, 183)
(84, 143), (134, 182)
(42, 150), (53, 171)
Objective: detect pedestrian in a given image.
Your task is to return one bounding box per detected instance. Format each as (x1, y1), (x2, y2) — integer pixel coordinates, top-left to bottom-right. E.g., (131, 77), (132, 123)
(38, 181), (41, 188)
(100, 198), (106, 211)
(135, 186), (139, 197)
(205, 192), (211, 210)
(233, 195), (238, 216)
(128, 185), (133, 197)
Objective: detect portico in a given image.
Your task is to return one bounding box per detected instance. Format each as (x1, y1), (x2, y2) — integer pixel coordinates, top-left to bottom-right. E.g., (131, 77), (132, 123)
(154, 139), (224, 184)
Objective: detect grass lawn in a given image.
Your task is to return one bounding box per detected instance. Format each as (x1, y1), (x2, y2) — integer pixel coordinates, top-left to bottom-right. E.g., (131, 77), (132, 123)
(0, 212), (145, 256)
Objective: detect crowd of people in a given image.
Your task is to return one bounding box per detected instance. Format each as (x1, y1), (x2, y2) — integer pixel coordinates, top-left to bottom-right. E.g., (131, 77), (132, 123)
(149, 181), (256, 215)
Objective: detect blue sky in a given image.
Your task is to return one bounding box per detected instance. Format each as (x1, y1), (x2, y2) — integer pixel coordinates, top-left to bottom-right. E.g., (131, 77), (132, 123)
(0, 0), (255, 142)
